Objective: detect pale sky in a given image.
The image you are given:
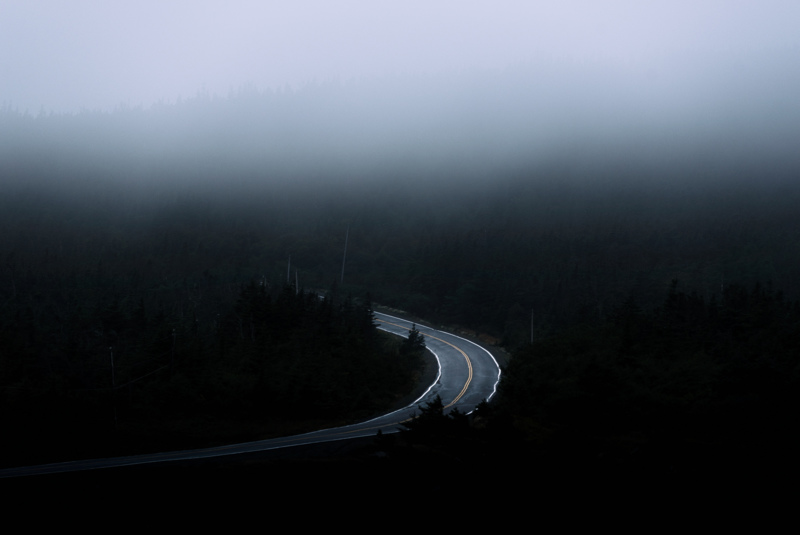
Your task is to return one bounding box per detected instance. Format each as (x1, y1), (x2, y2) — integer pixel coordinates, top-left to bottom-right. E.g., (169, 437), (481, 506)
(2, 1), (799, 113)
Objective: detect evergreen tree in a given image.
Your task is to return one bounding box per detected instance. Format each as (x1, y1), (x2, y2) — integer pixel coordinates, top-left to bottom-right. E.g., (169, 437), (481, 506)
(400, 323), (426, 356)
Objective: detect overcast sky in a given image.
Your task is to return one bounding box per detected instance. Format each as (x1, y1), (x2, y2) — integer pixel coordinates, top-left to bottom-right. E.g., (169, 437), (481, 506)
(2, 1), (798, 114)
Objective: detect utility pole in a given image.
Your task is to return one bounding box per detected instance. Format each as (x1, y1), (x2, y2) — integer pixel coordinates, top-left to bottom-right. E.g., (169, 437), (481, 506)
(531, 309), (534, 345)
(341, 225), (349, 284)
(110, 346), (116, 388)
(287, 254), (291, 283)
(110, 346), (117, 428)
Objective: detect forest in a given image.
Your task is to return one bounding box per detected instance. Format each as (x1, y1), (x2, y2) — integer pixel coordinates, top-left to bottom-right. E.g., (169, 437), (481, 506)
(2, 72), (800, 478)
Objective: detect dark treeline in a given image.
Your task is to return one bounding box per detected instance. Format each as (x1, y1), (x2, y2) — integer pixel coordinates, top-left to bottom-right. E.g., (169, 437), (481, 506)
(6, 158), (800, 351)
(0, 274), (424, 466)
(498, 280), (800, 455)
(388, 280), (800, 482)
(3, 72), (800, 473)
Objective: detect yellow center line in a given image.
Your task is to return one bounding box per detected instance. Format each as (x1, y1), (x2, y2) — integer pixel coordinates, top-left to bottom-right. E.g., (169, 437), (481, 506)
(377, 319), (473, 409)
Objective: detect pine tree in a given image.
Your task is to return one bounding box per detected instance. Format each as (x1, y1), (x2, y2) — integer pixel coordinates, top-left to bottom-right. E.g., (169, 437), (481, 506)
(400, 323), (426, 356)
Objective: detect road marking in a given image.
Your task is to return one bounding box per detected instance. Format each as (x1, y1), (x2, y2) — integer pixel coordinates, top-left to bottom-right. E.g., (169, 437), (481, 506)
(375, 319), (473, 408)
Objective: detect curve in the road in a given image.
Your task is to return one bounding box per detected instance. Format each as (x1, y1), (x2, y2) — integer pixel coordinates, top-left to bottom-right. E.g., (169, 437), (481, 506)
(376, 318), (474, 408)
(0, 310), (501, 479)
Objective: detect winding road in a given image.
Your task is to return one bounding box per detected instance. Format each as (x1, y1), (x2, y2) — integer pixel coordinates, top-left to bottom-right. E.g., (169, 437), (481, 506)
(0, 311), (501, 479)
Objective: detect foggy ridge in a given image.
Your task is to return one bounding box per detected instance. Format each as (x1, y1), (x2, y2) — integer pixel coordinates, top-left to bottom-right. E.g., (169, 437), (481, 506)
(3, 51), (799, 194)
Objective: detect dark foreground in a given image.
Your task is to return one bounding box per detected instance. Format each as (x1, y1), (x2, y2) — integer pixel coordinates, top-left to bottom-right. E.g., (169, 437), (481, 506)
(5, 416), (797, 512)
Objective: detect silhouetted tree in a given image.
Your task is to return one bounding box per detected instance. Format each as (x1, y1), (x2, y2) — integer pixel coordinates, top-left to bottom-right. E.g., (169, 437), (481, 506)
(400, 323), (426, 356)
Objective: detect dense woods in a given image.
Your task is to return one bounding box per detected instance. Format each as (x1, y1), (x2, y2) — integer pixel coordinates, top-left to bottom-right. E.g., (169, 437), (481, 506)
(493, 281), (800, 470)
(0, 272), (424, 466)
(3, 80), (800, 475)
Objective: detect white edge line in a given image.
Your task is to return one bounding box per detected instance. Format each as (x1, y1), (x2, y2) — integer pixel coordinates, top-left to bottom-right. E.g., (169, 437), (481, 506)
(374, 311), (502, 402)
(0, 312), (493, 478)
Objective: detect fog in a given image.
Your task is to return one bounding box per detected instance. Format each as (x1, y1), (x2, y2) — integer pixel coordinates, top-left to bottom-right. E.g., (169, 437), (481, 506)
(3, 2), (799, 188)
(5, 3), (800, 475)
(4, 1), (796, 113)
(2, 2), (800, 304)
(3, 51), (799, 193)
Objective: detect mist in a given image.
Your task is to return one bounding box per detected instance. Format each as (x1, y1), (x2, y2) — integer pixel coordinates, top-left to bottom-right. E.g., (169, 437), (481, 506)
(4, 47), (800, 189)
(4, 8), (800, 308)
(4, 44), (800, 305)
(3, 1), (798, 193)
(6, 3), (800, 480)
